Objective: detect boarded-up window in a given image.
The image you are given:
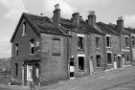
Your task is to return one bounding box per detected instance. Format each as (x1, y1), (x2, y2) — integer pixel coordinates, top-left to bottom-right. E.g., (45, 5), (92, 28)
(52, 38), (61, 56)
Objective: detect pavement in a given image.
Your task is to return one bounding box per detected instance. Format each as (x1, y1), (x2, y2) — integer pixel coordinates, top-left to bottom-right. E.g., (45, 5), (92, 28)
(0, 65), (135, 90)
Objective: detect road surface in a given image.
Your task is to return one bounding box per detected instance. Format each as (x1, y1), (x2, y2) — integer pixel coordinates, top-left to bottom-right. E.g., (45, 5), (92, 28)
(0, 66), (135, 90)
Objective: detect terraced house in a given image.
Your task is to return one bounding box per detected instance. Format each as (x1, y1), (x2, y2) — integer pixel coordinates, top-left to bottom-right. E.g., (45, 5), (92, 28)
(10, 4), (135, 86)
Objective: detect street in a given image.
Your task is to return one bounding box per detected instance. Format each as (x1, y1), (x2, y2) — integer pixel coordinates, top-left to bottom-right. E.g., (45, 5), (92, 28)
(0, 66), (135, 90)
(105, 79), (135, 90)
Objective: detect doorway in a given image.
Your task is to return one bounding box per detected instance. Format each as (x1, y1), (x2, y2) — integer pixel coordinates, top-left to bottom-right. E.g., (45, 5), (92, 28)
(22, 61), (40, 86)
(69, 57), (75, 79)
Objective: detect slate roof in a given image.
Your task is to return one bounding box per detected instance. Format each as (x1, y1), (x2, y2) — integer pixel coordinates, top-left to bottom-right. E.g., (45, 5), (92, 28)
(11, 13), (69, 42)
(125, 28), (135, 34)
(60, 19), (104, 35)
(97, 22), (120, 36)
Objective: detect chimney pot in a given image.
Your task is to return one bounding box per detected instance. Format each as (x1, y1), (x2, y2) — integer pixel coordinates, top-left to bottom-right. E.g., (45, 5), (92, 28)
(55, 4), (60, 10)
(53, 4), (61, 25)
(88, 10), (96, 26)
(117, 16), (124, 31)
(71, 12), (80, 26)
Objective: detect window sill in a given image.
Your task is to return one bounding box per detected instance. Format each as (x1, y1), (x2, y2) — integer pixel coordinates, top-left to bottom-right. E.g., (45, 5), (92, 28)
(77, 49), (85, 51)
(106, 47), (112, 48)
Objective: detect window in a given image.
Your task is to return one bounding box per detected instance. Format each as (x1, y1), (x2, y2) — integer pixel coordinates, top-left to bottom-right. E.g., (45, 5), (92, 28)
(131, 36), (135, 47)
(52, 38), (61, 56)
(106, 36), (111, 47)
(15, 63), (18, 76)
(95, 37), (100, 48)
(107, 53), (112, 64)
(15, 43), (19, 56)
(96, 55), (101, 67)
(78, 56), (85, 70)
(78, 36), (84, 49)
(70, 58), (74, 66)
(125, 37), (129, 47)
(22, 23), (26, 36)
(30, 39), (35, 54)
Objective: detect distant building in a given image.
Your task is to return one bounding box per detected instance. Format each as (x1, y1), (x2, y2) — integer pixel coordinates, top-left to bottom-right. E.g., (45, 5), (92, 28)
(10, 4), (135, 86)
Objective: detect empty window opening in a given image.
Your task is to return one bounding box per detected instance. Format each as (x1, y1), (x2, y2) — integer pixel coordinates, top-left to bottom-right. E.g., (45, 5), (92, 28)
(22, 23), (26, 36)
(107, 53), (112, 64)
(30, 39), (35, 54)
(78, 57), (85, 70)
(106, 36), (111, 47)
(15, 63), (18, 76)
(70, 58), (74, 66)
(78, 37), (84, 49)
(96, 55), (101, 67)
(15, 43), (19, 56)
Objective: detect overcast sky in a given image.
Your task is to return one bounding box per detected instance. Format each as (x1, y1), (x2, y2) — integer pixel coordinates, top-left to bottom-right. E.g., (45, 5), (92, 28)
(0, 0), (135, 58)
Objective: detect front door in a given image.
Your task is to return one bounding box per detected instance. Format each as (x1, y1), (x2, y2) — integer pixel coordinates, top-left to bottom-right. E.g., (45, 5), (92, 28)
(22, 62), (40, 86)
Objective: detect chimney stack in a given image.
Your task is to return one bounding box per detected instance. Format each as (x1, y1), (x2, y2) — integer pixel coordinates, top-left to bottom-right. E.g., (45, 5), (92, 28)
(88, 11), (96, 26)
(116, 16), (124, 30)
(53, 4), (61, 25)
(71, 12), (80, 26)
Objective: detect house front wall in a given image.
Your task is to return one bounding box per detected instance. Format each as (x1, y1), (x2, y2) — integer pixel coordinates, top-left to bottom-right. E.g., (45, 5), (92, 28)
(40, 34), (68, 85)
(11, 18), (41, 85)
(89, 34), (105, 72)
(105, 34), (121, 69)
(120, 34), (131, 65)
(69, 32), (89, 78)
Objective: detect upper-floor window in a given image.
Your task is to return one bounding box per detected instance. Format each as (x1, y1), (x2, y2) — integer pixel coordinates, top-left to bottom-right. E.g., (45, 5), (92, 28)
(78, 36), (84, 50)
(106, 36), (111, 48)
(15, 43), (19, 56)
(125, 37), (129, 47)
(131, 36), (135, 47)
(30, 39), (35, 54)
(22, 22), (26, 36)
(52, 38), (61, 56)
(95, 37), (100, 48)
